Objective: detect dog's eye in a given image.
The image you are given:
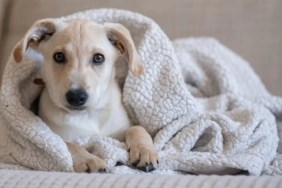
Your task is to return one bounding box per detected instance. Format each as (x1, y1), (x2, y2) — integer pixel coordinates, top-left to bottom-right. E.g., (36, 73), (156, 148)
(53, 52), (66, 63)
(92, 54), (105, 65)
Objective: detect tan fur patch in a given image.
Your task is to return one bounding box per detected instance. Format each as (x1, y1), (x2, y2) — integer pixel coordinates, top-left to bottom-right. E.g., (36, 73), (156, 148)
(13, 44), (23, 63)
(133, 63), (144, 77)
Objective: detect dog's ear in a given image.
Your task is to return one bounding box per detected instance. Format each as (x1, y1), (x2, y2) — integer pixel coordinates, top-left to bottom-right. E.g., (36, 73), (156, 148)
(105, 23), (143, 77)
(13, 18), (57, 63)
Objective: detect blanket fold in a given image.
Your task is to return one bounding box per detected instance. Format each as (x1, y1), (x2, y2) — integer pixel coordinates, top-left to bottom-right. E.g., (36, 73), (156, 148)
(0, 9), (281, 175)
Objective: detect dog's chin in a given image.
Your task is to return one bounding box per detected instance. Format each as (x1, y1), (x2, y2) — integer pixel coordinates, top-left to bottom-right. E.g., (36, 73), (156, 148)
(66, 106), (87, 111)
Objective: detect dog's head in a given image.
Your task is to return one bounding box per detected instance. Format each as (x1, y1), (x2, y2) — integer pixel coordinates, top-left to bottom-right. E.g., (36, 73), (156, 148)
(13, 18), (143, 112)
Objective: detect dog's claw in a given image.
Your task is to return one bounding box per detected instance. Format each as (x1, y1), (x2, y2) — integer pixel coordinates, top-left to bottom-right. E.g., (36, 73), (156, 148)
(137, 163), (156, 172)
(132, 160), (140, 167)
(85, 168), (91, 173)
(98, 168), (108, 173)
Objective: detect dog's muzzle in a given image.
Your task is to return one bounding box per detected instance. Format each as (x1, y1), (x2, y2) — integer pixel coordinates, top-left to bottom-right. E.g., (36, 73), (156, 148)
(66, 89), (88, 109)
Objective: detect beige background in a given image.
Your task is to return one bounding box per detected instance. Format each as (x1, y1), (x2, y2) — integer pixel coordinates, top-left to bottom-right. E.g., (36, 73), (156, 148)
(0, 0), (281, 95)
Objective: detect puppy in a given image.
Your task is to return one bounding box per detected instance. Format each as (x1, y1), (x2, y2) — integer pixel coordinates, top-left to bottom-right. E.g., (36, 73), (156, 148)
(12, 18), (158, 172)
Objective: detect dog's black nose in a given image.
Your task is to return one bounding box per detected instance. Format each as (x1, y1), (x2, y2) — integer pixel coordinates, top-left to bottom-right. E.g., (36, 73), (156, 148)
(66, 89), (88, 106)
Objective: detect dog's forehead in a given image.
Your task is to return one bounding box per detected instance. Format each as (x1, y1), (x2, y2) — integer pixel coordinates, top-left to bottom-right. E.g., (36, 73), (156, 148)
(47, 19), (111, 53)
(49, 19), (112, 53)
(61, 20), (105, 41)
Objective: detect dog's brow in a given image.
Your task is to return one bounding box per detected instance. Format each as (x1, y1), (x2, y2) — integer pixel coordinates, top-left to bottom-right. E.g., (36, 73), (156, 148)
(54, 46), (66, 54)
(92, 47), (104, 54)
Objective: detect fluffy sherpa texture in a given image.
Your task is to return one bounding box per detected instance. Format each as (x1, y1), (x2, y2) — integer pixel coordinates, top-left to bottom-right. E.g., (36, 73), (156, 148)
(0, 9), (282, 176)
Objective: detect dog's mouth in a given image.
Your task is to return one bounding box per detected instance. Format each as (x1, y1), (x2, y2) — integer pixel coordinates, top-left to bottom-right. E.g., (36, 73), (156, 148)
(66, 106), (87, 111)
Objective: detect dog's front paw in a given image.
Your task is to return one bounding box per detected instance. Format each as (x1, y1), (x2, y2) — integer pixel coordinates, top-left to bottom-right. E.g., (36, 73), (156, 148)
(67, 142), (108, 173)
(73, 155), (107, 173)
(129, 143), (159, 172)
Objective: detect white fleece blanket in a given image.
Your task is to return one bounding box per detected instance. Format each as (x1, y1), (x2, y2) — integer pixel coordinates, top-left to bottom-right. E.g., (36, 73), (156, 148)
(0, 9), (282, 176)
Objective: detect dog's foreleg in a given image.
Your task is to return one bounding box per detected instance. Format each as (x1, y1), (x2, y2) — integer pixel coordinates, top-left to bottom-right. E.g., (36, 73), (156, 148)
(66, 142), (107, 173)
(126, 126), (159, 172)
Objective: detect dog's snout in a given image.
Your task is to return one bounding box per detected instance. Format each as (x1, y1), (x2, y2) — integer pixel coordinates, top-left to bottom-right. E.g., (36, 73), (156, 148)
(66, 89), (88, 107)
